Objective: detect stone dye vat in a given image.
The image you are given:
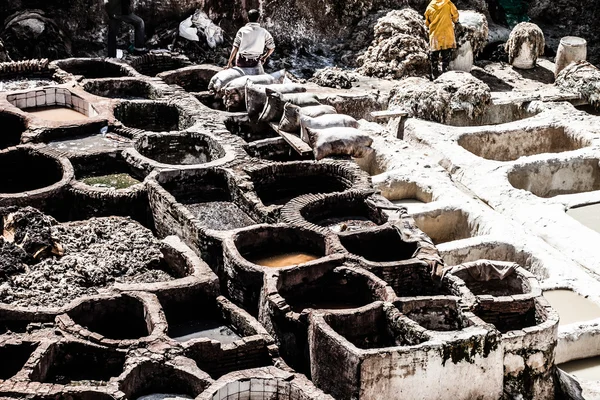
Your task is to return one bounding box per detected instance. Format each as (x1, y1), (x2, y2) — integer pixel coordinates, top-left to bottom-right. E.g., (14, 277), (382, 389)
(129, 53), (192, 77)
(458, 125), (589, 161)
(508, 157), (600, 198)
(157, 65), (221, 93)
(0, 341), (37, 380)
(153, 168), (256, 232)
(30, 341), (126, 384)
(281, 191), (388, 234)
(0, 111), (26, 149)
(260, 263), (392, 374)
(411, 208), (483, 245)
(245, 162), (371, 220)
(7, 88), (99, 121)
(62, 294), (152, 342)
(114, 101), (191, 133)
(544, 289), (600, 326)
(310, 303), (504, 400)
(54, 58), (135, 79)
(0, 146), (68, 195)
(83, 78), (163, 100)
(445, 101), (540, 127)
(119, 361), (210, 400)
(132, 132), (228, 169)
(223, 225), (334, 314)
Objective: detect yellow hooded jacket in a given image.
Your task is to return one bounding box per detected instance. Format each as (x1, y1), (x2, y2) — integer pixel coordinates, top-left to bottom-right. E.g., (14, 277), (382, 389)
(424, 0), (459, 51)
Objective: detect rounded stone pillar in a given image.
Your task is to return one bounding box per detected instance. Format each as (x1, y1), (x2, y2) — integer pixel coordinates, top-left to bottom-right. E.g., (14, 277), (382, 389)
(554, 36), (587, 78)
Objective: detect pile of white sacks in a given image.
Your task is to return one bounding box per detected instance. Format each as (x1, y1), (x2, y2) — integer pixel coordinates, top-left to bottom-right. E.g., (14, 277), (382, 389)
(208, 68), (373, 160)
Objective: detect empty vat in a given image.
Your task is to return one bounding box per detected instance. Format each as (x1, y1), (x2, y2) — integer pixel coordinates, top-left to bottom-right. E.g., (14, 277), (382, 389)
(67, 296), (150, 340)
(0, 112), (26, 149)
(508, 158), (600, 198)
(445, 102), (538, 127)
(339, 228), (418, 263)
(0, 342), (36, 380)
(458, 126), (587, 161)
(31, 342), (126, 384)
(0, 148), (63, 193)
(55, 59), (132, 78)
(397, 299), (471, 331)
(412, 209), (481, 245)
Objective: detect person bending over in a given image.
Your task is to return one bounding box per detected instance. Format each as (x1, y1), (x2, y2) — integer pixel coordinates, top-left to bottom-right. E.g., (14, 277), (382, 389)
(104, 0), (147, 57)
(226, 9), (275, 73)
(425, 0), (459, 77)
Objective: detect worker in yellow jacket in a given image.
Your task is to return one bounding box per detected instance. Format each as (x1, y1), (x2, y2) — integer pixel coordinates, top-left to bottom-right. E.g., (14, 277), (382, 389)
(425, 0), (459, 77)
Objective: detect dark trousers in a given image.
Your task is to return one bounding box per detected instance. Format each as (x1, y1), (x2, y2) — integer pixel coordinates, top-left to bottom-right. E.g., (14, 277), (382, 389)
(430, 48), (452, 76)
(107, 13), (145, 57)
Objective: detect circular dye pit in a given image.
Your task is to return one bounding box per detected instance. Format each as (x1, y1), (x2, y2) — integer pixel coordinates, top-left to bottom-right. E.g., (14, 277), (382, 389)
(136, 134), (225, 166)
(249, 162), (366, 207)
(0, 112), (26, 149)
(339, 228), (418, 263)
(83, 79), (159, 100)
(233, 226), (327, 269)
(55, 59), (132, 79)
(74, 155), (143, 190)
(0, 148), (63, 193)
(114, 102), (191, 132)
(293, 193), (387, 234)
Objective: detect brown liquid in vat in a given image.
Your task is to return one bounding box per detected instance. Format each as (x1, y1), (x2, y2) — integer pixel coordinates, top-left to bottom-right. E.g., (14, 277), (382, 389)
(543, 289), (600, 326)
(27, 107), (89, 121)
(250, 252), (319, 268)
(567, 204), (600, 234)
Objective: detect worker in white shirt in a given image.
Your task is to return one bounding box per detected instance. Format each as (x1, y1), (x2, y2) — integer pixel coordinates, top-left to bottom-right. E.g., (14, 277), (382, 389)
(225, 9), (275, 73)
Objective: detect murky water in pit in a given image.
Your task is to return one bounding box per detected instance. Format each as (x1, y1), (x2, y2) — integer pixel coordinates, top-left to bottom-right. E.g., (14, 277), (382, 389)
(184, 201), (256, 230)
(26, 107), (88, 121)
(559, 357), (600, 381)
(80, 173), (141, 189)
(169, 319), (241, 343)
(250, 252), (319, 268)
(543, 289), (600, 326)
(48, 133), (132, 153)
(567, 204), (600, 234)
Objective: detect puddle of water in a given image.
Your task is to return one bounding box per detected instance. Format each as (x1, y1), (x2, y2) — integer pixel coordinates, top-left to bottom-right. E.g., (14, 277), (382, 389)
(137, 394), (192, 400)
(249, 252), (319, 268)
(169, 319), (241, 343)
(80, 173), (140, 189)
(184, 201), (256, 231)
(392, 198), (426, 213)
(559, 357), (600, 381)
(543, 290), (600, 326)
(48, 133), (131, 153)
(26, 106), (88, 121)
(567, 204), (600, 234)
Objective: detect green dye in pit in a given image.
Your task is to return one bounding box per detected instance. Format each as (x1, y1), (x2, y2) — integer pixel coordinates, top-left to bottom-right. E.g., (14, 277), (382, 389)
(80, 173), (141, 189)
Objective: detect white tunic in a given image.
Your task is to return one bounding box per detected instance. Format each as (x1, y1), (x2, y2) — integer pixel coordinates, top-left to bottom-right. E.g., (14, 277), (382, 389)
(233, 23), (275, 59)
